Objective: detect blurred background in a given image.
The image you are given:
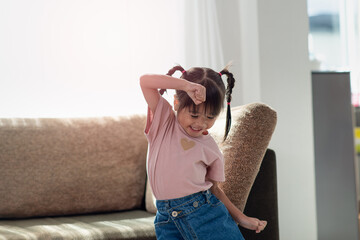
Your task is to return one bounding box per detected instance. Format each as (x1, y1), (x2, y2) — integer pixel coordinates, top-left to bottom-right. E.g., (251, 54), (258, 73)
(1, 0), (359, 117)
(1, 0), (359, 239)
(308, 0), (359, 96)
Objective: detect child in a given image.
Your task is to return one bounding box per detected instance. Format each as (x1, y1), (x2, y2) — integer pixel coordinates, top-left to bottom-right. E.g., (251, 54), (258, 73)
(140, 65), (267, 240)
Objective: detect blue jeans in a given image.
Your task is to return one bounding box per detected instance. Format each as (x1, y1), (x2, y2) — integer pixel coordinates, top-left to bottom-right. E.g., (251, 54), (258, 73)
(154, 190), (245, 240)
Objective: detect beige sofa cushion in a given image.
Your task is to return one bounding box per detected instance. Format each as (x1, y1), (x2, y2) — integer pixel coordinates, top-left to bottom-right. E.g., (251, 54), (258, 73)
(215, 103), (277, 211)
(145, 103), (276, 213)
(0, 116), (148, 218)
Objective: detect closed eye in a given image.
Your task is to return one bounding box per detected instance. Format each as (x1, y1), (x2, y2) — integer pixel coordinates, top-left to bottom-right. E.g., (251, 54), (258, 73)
(191, 115), (199, 118)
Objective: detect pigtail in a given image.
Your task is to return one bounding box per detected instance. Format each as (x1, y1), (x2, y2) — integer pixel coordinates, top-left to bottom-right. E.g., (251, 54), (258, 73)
(219, 68), (235, 142)
(159, 65), (186, 95)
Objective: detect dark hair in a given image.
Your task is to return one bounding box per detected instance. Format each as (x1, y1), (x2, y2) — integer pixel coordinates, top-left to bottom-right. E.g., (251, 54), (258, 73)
(160, 65), (235, 141)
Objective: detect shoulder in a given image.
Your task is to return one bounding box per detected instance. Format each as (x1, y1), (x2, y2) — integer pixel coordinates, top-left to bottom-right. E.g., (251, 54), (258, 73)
(198, 135), (223, 159)
(202, 135), (221, 150)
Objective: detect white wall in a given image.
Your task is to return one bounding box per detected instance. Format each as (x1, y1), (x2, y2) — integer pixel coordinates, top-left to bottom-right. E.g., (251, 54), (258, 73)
(238, 0), (318, 239)
(214, 1), (317, 238)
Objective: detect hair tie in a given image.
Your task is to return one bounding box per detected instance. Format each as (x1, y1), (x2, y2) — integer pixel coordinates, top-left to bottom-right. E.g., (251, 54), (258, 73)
(182, 70), (186, 73)
(219, 72), (222, 76)
(227, 102), (231, 105)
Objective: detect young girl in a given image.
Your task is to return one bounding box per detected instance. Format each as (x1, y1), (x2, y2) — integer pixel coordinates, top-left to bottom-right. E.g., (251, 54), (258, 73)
(140, 65), (267, 240)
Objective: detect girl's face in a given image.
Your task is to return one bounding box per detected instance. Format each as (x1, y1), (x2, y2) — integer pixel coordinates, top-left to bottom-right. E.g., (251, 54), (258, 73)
(175, 99), (218, 138)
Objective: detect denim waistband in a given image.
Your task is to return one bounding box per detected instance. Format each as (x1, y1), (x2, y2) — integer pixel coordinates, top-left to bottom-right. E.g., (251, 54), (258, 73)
(156, 190), (212, 218)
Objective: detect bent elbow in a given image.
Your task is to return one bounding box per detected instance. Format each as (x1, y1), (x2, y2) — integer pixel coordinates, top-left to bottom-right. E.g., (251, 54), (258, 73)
(139, 74), (151, 87)
(139, 75), (146, 87)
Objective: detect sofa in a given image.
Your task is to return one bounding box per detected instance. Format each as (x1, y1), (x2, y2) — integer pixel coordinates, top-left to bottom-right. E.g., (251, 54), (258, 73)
(0, 102), (278, 240)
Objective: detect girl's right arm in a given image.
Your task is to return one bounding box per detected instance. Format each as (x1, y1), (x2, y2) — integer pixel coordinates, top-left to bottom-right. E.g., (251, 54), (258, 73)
(140, 74), (206, 114)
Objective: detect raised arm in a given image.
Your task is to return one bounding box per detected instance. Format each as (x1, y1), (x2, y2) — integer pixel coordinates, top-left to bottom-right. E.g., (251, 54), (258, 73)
(139, 74), (206, 114)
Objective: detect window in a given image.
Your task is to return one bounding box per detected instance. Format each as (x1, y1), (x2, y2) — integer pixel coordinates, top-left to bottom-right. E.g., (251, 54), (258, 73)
(308, 0), (360, 105)
(0, 1), (185, 117)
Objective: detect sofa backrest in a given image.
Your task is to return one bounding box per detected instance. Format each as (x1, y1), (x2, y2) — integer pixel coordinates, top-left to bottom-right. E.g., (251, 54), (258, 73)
(0, 115), (148, 218)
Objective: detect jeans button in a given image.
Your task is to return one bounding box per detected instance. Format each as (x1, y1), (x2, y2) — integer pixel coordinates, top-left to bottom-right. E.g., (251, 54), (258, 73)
(193, 201), (199, 208)
(171, 211), (178, 217)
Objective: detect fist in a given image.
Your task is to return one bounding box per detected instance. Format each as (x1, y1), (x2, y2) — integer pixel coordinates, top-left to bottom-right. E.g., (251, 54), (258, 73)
(186, 83), (206, 105)
(239, 216), (267, 234)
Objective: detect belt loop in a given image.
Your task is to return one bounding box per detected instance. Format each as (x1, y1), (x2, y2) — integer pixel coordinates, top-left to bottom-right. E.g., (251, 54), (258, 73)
(205, 189), (211, 202)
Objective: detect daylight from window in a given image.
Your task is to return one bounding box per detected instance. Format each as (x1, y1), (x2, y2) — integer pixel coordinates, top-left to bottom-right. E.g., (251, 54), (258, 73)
(308, 0), (360, 104)
(0, 1), (185, 118)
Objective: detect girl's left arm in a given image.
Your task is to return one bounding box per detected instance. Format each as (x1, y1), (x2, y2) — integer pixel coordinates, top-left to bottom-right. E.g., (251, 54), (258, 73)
(210, 181), (267, 234)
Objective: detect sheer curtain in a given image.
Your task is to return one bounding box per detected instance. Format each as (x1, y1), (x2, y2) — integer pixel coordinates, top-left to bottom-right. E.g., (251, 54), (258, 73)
(0, 0), (227, 117)
(183, 0), (224, 69)
(184, 0), (243, 106)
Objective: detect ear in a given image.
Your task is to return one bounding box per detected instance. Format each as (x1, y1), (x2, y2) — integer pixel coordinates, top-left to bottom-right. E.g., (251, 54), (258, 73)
(174, 95), (179, 111)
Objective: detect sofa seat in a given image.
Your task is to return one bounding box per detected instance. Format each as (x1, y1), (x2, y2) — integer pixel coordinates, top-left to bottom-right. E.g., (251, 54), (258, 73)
(0, 210), (156, 240)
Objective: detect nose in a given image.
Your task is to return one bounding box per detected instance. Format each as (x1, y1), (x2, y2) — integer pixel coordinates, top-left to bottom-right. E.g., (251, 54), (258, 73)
(195, 116), (208, 129)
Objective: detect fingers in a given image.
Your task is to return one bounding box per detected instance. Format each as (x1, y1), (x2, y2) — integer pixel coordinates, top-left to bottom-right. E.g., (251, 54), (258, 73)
(239, 217), (267, 234)
(255, 220), (267, 234)
(194, 91), (205, 104)
(262, 220), (267, 228)
(192, 98), (202, 105)
(195, 86), (206, 102)
(189, 84), (206, 105)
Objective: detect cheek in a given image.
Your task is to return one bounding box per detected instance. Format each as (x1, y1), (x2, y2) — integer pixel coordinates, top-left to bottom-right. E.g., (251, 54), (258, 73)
(179, 115), (193, 126)
(206, 120), (216, 129)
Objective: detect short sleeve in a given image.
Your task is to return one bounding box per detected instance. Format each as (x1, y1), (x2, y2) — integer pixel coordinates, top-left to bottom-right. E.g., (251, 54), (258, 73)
(206, 156), (225, 182)
(144, 96), (174, 143)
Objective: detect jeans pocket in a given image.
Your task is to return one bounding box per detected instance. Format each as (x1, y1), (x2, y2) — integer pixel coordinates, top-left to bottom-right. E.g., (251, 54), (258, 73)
(154, 211), (170, 227)
(208, 193), (222, 207)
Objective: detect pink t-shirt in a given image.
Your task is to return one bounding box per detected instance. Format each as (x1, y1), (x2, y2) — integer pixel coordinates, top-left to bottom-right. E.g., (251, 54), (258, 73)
(145, 97), (225, 200)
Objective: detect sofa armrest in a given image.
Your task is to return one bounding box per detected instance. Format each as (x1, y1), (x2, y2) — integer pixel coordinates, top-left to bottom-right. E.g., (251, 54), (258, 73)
(239, 149), (279, 240)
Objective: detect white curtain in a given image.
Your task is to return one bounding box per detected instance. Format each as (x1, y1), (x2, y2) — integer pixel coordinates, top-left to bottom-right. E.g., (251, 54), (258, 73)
(0, 0), (228, 117)
(183, 0), (225, 69)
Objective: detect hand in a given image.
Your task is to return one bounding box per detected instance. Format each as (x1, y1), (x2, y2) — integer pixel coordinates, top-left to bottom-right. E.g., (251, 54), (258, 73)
(238, 216), (267, 234)
(185, 82), (206, 105)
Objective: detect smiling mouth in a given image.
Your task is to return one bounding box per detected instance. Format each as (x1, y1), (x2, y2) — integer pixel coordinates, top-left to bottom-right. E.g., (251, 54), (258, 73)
(190, 126), (202, 132)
